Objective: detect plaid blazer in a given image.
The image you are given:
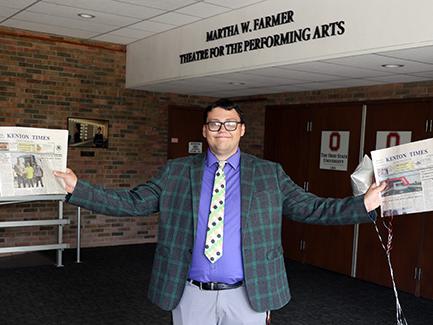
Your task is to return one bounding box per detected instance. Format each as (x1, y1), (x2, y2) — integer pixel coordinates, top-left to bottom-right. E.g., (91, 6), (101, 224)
(68, 152), (372, 312)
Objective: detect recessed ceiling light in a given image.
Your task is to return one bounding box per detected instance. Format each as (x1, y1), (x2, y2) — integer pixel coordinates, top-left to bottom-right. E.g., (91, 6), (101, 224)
(229, 82), (246, 86)
(78, 13), (95, 19)
(381, 64), (404, 68)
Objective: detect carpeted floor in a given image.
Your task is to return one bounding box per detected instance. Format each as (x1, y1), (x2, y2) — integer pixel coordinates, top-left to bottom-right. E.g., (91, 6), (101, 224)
(0, 244), (432, 325)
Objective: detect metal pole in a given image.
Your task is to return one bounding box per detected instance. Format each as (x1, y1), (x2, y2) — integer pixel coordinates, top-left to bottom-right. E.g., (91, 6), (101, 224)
(76, 207), (81, 263)
(56, 201), (64, 267)
(351, 104), (367, 277)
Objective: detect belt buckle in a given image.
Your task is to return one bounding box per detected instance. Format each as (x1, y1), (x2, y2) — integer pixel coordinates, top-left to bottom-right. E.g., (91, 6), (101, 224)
(210, 282), (215, 290)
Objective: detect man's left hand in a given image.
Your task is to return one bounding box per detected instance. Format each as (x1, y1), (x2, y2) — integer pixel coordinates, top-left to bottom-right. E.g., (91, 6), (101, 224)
(363, 181), (387, 212)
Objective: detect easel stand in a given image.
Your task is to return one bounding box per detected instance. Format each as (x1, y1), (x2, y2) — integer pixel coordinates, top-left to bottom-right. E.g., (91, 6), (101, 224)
(0, 195), (70, 267)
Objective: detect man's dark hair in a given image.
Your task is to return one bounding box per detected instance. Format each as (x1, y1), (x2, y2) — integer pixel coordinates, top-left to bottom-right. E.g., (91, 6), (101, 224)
(203, 98), (245, 124)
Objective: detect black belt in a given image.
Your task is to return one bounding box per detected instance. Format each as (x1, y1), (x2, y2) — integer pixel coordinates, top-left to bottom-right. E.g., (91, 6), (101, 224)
(188, 279), (243, 291)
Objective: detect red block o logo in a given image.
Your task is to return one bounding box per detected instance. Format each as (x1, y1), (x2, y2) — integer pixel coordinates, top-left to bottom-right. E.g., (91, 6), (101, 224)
(329, 132), (340, 151)
(386, 132), (400, 148)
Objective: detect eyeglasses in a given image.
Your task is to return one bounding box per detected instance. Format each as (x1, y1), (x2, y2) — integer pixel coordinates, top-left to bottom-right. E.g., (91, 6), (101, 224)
(205, 121), (242, 132)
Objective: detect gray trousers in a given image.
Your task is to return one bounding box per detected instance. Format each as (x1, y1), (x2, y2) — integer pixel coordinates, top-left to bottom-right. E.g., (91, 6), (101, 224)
(172, 281), (267, 325)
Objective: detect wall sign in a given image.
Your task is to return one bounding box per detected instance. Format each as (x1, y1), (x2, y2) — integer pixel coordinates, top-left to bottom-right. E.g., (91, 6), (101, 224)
(179, 10), (345, 64)
(375, 131), (412, 150)
(188, 142), (203, 154)
(320, 131), (350, 171)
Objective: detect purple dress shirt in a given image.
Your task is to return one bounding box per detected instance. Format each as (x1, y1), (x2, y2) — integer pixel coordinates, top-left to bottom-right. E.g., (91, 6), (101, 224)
(188, 149), (243, 284)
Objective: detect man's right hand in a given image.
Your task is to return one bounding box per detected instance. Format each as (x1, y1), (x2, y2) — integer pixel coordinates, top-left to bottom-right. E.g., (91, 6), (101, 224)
(54, 168), (78, 193)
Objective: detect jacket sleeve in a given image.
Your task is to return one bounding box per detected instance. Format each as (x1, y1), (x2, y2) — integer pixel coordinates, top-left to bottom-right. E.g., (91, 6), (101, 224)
(277, 164), (373, 225)
(66, 163), (169, 217)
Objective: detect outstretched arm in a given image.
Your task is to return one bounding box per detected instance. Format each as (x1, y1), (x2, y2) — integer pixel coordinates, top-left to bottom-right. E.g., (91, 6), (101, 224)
(54, 166), (167, 217)
(278, 164), (384, 225)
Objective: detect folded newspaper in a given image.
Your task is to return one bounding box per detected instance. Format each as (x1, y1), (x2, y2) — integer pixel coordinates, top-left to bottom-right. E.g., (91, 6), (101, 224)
(371, 137), (433, 217)
(0, 126), (68, 202)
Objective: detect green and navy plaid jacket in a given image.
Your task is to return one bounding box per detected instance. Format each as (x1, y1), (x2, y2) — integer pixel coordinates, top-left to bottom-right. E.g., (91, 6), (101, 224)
(68, 152), (372, 312)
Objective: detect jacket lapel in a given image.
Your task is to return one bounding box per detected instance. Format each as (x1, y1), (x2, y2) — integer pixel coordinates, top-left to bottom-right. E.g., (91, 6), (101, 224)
(190, 153), (205, 240)
(240, 153), (255, 233)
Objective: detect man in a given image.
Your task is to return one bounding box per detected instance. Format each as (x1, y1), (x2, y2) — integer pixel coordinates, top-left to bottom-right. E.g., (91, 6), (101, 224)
(55, 99), (385, 325)
(93, 127), (104, 148)
(13, 161), (26, 188)
(73, 123), (81, 144)
(34, 163), (44, 187)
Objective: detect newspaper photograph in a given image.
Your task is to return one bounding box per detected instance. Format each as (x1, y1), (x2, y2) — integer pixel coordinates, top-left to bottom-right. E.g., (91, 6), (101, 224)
(371, 137), (433, 217)
(0, 126), (68, 201)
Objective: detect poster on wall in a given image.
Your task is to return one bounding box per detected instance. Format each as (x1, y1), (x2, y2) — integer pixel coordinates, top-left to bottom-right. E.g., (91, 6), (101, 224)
(67, 117), (109, 148)
(375, 131), (412, 150)
(320, 131), (350, 171)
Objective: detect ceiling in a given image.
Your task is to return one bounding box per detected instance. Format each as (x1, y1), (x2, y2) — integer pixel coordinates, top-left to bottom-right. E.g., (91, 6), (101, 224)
(1, 0), (433, 97)
(0, 0), (265, 43)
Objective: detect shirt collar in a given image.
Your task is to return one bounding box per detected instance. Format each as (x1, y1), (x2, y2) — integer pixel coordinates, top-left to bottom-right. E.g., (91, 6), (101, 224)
(206, 148), (240, 170)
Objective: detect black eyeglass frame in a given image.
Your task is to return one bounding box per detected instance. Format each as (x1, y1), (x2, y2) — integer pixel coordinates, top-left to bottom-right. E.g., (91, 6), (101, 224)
(205, 121), (243, 132)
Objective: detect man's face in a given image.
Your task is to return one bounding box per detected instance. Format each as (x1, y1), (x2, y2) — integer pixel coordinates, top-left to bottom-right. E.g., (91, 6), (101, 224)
(203, 107), (245, 159)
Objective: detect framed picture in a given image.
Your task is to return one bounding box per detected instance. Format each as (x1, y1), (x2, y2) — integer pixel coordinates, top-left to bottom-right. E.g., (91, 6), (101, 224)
(67, 117), (109, 148)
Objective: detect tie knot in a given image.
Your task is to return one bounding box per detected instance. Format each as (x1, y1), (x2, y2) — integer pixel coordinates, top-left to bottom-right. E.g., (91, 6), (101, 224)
(218, 160), (226, 170)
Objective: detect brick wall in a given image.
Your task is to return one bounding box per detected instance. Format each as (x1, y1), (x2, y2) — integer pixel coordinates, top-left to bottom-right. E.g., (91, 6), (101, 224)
(0, 28), (209, 252)
(1, 25), (433, 254)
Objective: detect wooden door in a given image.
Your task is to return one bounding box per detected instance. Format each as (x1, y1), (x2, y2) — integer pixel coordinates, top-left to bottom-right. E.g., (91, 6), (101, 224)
(303, 103), (363, 275)
(356, 100), (431, 294)
(420, 214), (433, 299)
(264, 105), (311, 262)
(168, 105), (207, 159)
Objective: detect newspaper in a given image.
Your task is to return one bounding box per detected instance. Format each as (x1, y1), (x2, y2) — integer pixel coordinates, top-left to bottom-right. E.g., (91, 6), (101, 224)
(371, 137), (433, 217)
(0, 126), (68, 201)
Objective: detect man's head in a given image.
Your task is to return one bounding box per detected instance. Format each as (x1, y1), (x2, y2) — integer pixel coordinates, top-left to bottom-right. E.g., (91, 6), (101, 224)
(203, 99), (245, 160)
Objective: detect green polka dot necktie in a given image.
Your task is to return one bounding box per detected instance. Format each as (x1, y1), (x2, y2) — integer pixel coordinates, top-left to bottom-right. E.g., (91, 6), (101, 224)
(204, 160), (226, 263)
